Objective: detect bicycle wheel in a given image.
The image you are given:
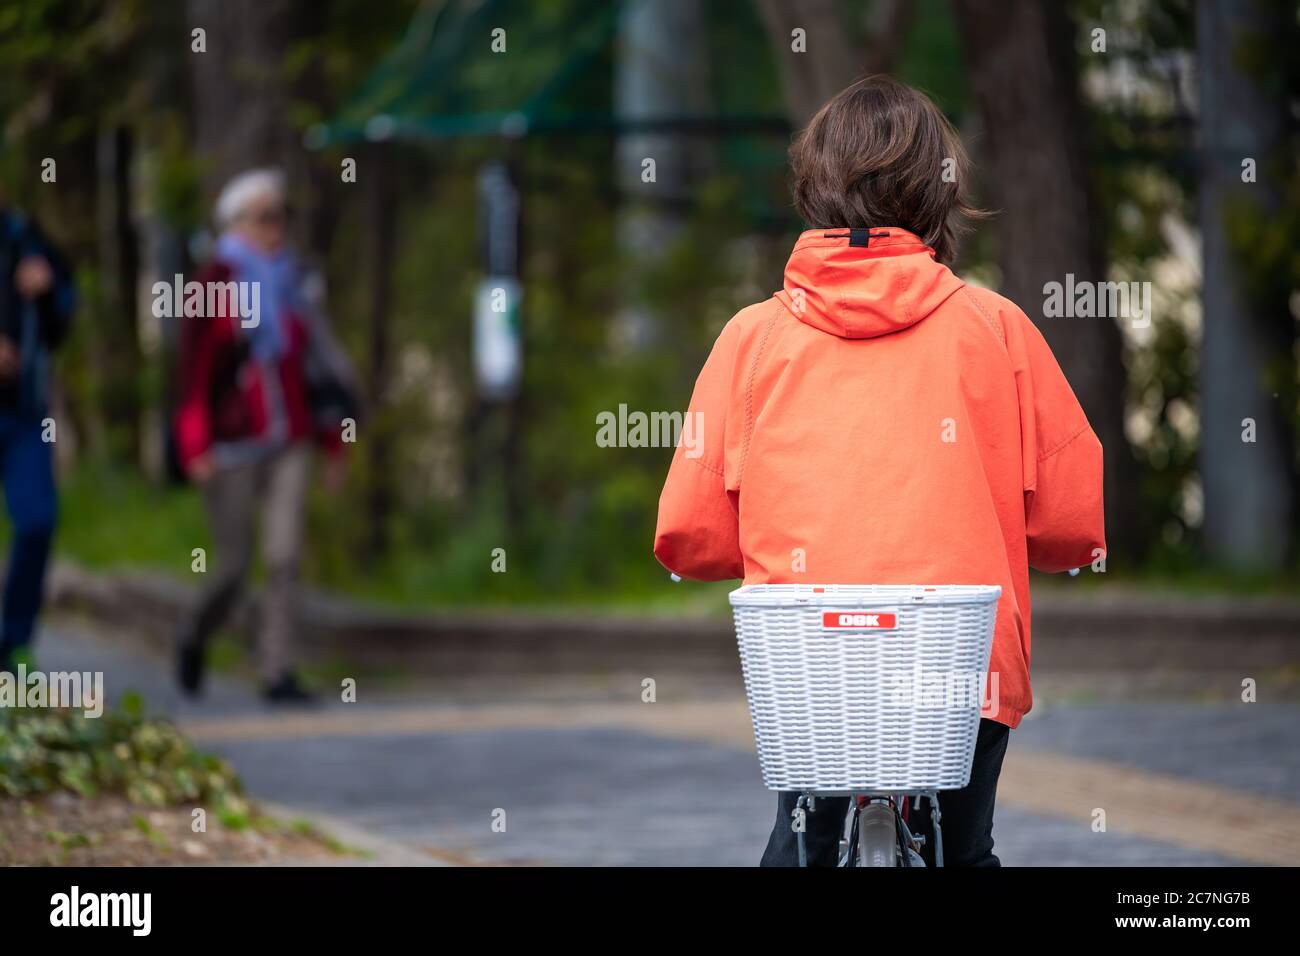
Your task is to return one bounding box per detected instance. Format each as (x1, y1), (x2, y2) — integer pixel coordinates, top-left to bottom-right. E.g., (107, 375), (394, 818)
(856, 803), (898, 867)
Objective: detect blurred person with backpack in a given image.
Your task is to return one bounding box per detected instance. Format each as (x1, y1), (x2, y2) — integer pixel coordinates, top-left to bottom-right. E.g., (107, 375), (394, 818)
(172, 168), (358, 704)
(0, 192), (75, 674)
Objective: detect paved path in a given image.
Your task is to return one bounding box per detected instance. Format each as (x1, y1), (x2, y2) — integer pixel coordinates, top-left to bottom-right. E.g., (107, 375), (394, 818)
(34, 619), (1299, 866)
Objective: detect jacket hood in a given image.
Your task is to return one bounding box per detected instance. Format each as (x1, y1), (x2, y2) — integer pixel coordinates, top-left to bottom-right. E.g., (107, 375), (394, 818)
(777, 227), (965, 339)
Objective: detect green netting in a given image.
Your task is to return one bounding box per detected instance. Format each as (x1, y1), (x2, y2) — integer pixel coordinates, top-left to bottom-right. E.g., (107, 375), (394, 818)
(308, 0), (787, 146)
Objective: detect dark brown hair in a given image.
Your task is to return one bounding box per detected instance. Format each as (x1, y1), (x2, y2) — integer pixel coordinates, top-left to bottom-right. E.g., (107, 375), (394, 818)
(789, 75), (986, 264)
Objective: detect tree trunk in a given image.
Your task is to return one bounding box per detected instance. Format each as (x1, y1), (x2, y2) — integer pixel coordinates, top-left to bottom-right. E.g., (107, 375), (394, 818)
(756, 0), (861, 127)
(95, 125), (141, 462)
(363, 145), (397, 560)
(756, 0), (914, 128)
(613, 0), (711, 348)
(185, 0), (295, 197)
(952, 0), (1141, 563)
(1195, 0), (1294, 568)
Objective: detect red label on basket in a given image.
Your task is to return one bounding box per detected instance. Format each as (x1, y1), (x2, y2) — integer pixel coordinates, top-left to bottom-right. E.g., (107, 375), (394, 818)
(822, 611), (897, 630)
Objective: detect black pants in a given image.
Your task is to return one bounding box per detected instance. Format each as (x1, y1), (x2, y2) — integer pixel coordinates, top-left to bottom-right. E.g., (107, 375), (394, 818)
(760, 718), (1011, 867)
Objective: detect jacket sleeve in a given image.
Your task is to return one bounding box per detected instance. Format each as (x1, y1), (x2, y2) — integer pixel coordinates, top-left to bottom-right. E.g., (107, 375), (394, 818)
(1006, 306), (1107, 572)
(172, 264), (229, 471)
(173, 314), (214, 470)
(652, 319), (744, 581)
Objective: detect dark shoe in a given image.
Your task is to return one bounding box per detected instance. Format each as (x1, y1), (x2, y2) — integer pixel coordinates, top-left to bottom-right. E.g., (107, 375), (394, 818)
(263, 672), (317, 705)
(178, 641), (205, 697)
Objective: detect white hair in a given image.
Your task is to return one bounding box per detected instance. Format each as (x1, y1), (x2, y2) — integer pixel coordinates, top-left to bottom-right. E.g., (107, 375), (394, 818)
(214, 168), (287, 230)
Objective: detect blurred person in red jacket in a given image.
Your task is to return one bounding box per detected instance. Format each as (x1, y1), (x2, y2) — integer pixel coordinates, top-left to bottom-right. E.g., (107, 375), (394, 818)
(173, 168), (358, 704)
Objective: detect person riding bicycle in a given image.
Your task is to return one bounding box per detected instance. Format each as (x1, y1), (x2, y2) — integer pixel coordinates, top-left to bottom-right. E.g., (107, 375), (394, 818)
(653, 76), (1106, 866)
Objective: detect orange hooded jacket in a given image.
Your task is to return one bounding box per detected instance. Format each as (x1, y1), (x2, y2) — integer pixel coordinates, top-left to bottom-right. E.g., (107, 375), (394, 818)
(653, 227), (1106, 729)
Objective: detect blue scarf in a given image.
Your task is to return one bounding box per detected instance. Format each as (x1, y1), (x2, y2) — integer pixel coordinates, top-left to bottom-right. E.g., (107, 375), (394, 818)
(215, 231), (299, 362)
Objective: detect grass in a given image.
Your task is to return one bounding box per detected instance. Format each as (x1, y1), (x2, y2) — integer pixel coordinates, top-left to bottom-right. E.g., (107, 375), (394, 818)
(37, 461), (732, 614)
(53, 464), (210, 572)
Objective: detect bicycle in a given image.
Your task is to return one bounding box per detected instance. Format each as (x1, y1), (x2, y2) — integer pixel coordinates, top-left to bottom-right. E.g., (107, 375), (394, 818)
(728, 583), (1001, 868)
(791, 791), (937, 867)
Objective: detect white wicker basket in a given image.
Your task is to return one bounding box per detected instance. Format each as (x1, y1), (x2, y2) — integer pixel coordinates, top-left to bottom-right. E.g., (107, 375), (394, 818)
(730, 584), (1000, 793)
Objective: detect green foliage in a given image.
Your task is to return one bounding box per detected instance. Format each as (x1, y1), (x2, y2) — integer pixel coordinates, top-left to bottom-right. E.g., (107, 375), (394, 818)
(894, 0), (967, 116)
(0, 693), (243, 807)
(40, 462), (210, 570)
